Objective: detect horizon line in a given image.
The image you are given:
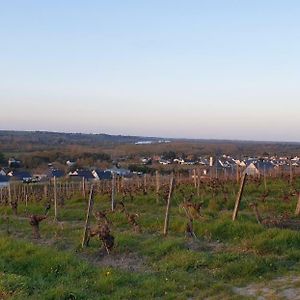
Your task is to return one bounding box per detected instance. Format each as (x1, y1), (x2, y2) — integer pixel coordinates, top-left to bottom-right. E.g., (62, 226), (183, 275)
(1, 128), (300, 145)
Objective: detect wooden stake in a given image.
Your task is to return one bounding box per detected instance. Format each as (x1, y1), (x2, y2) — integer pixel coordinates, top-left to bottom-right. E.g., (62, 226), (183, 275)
(53, 176), (58, 221)
(5, 215), (10, 234)
(117, 176), (120, 193)
(193, 169), (197, 188)
(8, 183), (12, 206)
(155, 171), (160, 203)
(232, 173), (247, 221)
(13, 184), (16, 202)
(82, 177), (86, 199)
(295, 193), (300, 216)
(236, 165), (240, 183)
(81, 186), (94, 248)
(111, 173), (115, 211)
(196, 169), (200, 197)
(120, 177), (124, 191)
(290, 159), (293, 185)
(263, 166), (267, 191)
(163, 174), (175, 236)
(135, 176), (139, 189)
(143, 174), (147, 194)
(44, 184), (48, 201)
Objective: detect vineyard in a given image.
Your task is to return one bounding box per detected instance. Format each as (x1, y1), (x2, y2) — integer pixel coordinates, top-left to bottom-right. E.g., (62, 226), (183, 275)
(1, 173), (300, 299)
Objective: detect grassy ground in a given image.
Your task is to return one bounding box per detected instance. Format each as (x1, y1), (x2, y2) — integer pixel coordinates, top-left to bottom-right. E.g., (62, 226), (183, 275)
(1, 177), (300, 299)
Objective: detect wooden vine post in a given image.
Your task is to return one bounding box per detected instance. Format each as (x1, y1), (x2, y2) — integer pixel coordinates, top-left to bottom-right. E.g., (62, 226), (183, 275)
(193, 169), (197, 188)
(163, 173), (175, 236)
(53, 176), (58, 221)
(196, 168), (200, 197)
(263, 166), (267, 191)
(232, 173), (247, 221)
(120, 176), (124, 191)
(82, 177), (86, 199)
(81, 185), (94, 248)
(5, 214), (10, 234)
(25, 194), (28, 208)
(143, 174), (147, 194)
(236, 165), (240, 183)
(289, 159), (293, 185)
(111, 173), (116, 211)
(155, 170), (160, 203)
(44, 184), (48, 201)
(295, 192), (300, 216)
(8, 184), (12, 207)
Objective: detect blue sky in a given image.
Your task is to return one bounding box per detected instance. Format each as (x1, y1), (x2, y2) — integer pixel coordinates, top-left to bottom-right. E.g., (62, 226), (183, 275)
(0, 1), (300, 141)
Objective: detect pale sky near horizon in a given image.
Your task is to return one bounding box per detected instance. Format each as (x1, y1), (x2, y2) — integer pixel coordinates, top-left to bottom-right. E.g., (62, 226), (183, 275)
(0, 1), (300, 142)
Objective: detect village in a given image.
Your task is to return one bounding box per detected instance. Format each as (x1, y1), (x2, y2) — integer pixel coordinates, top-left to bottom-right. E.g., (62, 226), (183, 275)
(0, 152), (299, 187)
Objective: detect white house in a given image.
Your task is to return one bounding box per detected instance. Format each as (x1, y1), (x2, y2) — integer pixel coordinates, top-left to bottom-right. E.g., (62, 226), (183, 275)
(245, 163), (260, 176)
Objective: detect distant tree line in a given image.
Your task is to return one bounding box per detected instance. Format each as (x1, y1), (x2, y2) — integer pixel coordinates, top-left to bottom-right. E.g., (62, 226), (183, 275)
(13, 151), (112, 170)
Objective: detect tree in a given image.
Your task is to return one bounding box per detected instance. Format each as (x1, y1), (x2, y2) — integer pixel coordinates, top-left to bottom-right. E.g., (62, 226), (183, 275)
(128, 164), (154, 175)
(0, 152), (6, 165)
(162, 151), (176, 161)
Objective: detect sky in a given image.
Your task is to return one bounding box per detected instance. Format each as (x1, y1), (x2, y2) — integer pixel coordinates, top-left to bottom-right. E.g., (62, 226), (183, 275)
(0, 1), (300, 142)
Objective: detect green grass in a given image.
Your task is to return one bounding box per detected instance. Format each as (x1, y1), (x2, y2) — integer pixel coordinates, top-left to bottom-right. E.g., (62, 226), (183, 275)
(1, 177), (300, 299)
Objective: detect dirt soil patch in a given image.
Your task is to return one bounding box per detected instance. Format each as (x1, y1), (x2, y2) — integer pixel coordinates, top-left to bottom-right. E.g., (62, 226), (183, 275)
(233, 275), (300, 299)
(82, 250), (148, 272)
(186, 239), (224, 253)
